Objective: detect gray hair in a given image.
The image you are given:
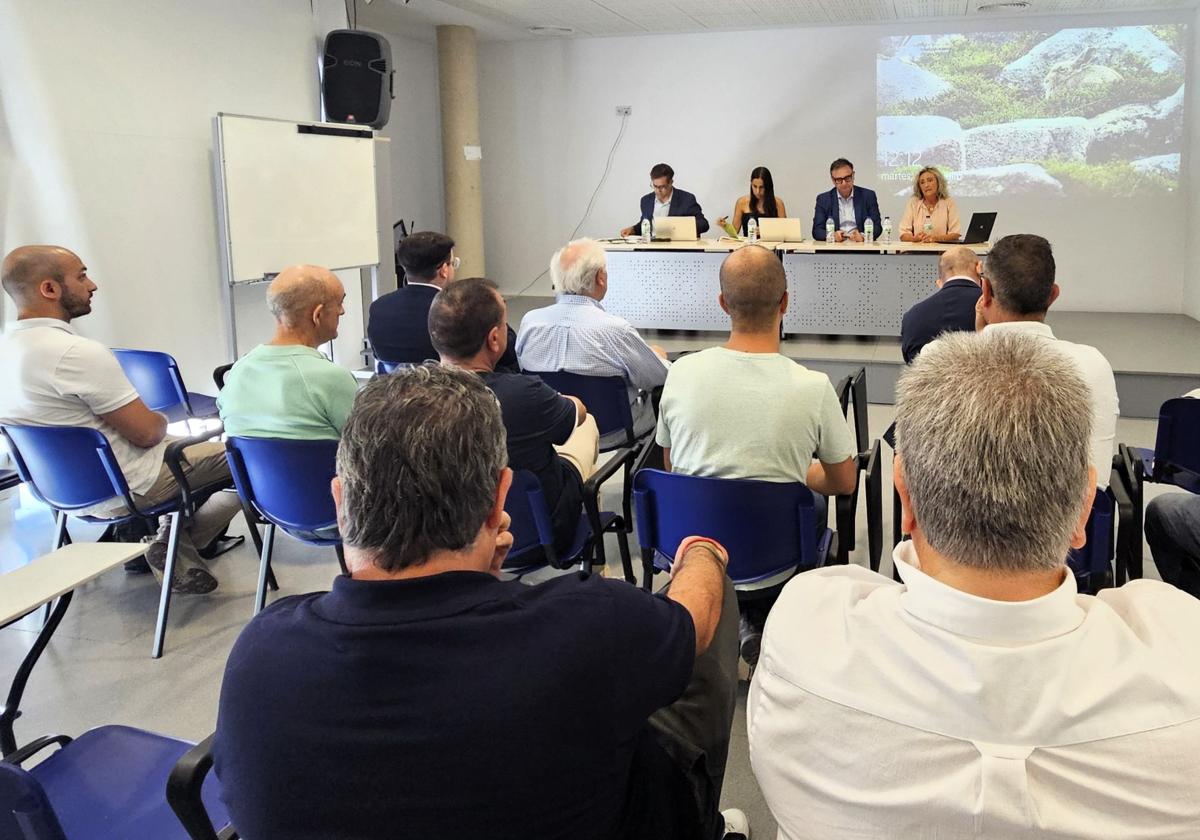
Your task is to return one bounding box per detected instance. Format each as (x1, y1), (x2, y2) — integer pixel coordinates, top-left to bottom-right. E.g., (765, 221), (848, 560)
(550, 238), (606, 294)
(336, 363), (508, 572)
(266, 269), (330, 327)
(895, 330), (1092, 573)
(938, 246), (979, 282)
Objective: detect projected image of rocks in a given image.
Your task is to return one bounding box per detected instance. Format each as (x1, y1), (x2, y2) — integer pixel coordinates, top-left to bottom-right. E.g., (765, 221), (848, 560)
(877, 26), (1186, 198)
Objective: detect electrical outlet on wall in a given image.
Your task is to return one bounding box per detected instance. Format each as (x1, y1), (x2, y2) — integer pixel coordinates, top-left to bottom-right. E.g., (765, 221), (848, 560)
(615, 106), (632, 117)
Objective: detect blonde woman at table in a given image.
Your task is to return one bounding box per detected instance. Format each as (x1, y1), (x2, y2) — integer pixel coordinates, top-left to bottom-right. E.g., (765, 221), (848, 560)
(899, 166), (960, 243)
(717, 166), (787, 238)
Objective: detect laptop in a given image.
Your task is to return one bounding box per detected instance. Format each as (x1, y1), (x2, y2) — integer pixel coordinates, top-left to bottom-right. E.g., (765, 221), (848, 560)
(757, 217), (804, 241)
(651, 216), (698, 241)
(960, 212), (997, 245)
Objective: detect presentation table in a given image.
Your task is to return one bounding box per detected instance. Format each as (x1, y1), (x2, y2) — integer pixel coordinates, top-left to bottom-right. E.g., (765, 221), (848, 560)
(601, 239), (989, 336)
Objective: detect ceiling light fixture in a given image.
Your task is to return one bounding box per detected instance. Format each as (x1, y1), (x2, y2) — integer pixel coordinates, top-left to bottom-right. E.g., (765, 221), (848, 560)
(977, 1), (1032, 10)
(527, 25), (574, 35)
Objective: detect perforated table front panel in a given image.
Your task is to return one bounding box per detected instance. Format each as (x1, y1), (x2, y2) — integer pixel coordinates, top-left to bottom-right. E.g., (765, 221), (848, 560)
(603, 251), (731, 330)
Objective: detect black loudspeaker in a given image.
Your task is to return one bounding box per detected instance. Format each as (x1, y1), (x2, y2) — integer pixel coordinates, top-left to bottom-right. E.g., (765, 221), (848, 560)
(322, 29), (394, 130)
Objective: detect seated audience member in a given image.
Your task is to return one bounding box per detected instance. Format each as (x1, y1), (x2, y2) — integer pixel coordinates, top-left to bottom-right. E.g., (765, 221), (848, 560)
(749, 330), (1200, 837)
(0, 246), (240, 593)
(620, 162), (710, 237)
(214, 364), (747, 840)
(516, 238), (668, 448)
(716, 166), (787, 238)
(218, 265), (357, 440)
(366, 230), (518, 371)
(976, 233), (1118, 489)
(1146, 387), (1200, 599)
(656, 245), (856, 662)
(899, 244), (981, 363)
(430, 278), (600, 562)
(811, 157), (882, 243)
(898, 165), (961, 243)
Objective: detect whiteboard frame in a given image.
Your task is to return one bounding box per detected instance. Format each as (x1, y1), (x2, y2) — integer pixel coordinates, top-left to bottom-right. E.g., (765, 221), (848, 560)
(213, 112), (381, 359)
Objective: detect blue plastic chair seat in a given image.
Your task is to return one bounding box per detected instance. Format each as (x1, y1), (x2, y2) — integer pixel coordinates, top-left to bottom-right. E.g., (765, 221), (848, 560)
(22, 725), (228, 839)
(504, 510), (619, 575)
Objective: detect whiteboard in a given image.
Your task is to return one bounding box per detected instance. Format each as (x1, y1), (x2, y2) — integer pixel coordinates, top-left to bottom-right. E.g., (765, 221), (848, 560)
(215, 113), (380, 283)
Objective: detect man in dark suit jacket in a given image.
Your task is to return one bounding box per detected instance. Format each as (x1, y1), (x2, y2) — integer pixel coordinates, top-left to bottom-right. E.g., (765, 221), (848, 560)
(368, 230), (518, 371)
(621, 163), (709, 237)
(811, 158), (883, 242)
(900, 245), (982, 363)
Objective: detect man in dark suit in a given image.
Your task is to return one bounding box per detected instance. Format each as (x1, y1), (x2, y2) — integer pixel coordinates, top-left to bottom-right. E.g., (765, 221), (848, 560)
(367, 230), (518, 371)
(900, 245), (982, 363)
(621, 163), (709, 237)
(811, 158), (882, 242)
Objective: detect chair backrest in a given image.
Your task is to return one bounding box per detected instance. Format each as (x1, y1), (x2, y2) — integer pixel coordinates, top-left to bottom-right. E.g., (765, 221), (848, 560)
(212, 362), (233, 391)
(1067, 486), (1115, 592)
(1152, 397), (1200, 482)
(376, 359), (414, 374)
(0, 425), (131, 512)
(849, 367), (869, 454)
(225, 436), (339, 532)
(633, 469), (823, 584)
(113, 349), (192, 415)
(503, 469), (559, 566)
(0, 761), (67, 840)
(527, 370), (635, 445)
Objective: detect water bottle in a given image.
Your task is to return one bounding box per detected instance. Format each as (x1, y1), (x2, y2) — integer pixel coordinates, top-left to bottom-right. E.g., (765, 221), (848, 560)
(864, 218), (874, 244)
(640, 218), (651, 244)
(825, 218), (835, 244)
(923, 218), (934, 240)
(881, 216), (892, 245)
(747, 216), (758, 243)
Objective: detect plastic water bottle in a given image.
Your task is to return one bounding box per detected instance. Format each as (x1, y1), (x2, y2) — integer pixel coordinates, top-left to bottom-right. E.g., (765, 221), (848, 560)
(881, 216), (892, 245)
(864, 218), (874, 244)
(923, 218), (934, 240)
(640, 218), (651, 244)
(825, 218), (835, 244)
(747, 217), (758, 243)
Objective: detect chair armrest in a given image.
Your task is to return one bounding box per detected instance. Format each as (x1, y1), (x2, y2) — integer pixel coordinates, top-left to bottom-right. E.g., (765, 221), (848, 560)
(2, 733), (71, 764)
(163, 427), (226, 515)
(584, 445), (637, 499)
(167, 733), (223, 840)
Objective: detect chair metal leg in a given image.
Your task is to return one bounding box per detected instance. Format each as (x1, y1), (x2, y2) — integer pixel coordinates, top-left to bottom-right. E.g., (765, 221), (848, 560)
(52, 510), (68, 549)
(865, 446), (883, 574)
(254, 523), (276, 616)
(615, 526), (634, 584)
(334, 542), (348, 576)
(640, 547), (656, 591)
(239, 504), (278, 591)
(151, 511), (182, 659)
(1, 592), (74, 757)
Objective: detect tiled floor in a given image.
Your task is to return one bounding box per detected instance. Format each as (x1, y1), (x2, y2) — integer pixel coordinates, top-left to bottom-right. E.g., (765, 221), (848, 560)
(0, 408), (1171, 837)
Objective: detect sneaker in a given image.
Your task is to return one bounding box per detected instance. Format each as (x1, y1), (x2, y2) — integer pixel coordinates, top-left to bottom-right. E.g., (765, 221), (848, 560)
(738, 614), (762, 669)
(144, 537), (219, 595)
(722, 808), (750, 839)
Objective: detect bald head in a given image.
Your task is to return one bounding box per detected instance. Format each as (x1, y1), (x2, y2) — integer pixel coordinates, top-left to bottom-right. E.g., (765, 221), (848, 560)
(719, 245), (785, 333)
(938, 246), (980, 284)
(266, 265), (346, 345)
(2, 246), (94, 320)
(550, 238), (606, 296)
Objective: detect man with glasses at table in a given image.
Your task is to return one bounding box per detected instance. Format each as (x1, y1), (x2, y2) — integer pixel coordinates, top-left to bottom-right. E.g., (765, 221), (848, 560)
(812, 158), (882, 243)
(620, 163), (709, 238)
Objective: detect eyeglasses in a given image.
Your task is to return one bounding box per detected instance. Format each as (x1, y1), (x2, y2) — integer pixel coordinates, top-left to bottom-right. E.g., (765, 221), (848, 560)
(832, 173), (855, 185)
(651, 182), (673, 192)
(449, 256), (461, 270)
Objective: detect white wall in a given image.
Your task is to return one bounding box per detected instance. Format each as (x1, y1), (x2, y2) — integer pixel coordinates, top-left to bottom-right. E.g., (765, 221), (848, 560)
(479, 10), (1194, 314)
(1186, 6), (1200, 320)
(0, 0), (377, 386)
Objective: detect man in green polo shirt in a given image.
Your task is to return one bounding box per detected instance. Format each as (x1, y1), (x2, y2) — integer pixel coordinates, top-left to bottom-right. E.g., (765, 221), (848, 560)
(218, 265), (358, 441)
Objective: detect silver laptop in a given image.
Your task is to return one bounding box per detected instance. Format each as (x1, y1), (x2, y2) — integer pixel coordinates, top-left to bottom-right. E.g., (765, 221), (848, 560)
(757, 217), (804, 241)
(652, 216), (698, 241)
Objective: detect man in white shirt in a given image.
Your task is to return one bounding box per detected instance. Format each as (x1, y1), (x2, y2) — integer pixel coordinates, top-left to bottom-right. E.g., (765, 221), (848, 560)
(517, 238), (669, 449)
(976, 233), (1118, 489)
(656, 244), (857, 664)
(749, 330), (1200, 839)
(0, 245), (240, 594)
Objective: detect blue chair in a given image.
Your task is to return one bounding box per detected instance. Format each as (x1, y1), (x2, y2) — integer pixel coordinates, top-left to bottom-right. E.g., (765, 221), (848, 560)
(224, 436), (345, 615)
(375, 359), (413, 374)
(1068, 486), (1119, 594)
(504, 462), (634, 582)
(0, 725), (229, 839)
(0, 424), (239, 659)
(113, 349), (219, 425)
(1117, 396), (1200, 583)
(632, 469), (836, 592)
(834, 367), (883, 572)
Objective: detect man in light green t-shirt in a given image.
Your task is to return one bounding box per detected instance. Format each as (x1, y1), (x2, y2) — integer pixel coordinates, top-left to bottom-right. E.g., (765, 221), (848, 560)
(655, 245), (857, 666)
(218, 265), (358, 441)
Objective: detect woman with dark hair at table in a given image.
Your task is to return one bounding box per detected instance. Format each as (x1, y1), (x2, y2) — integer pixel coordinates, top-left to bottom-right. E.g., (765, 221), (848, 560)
(718, 166), (787, 237)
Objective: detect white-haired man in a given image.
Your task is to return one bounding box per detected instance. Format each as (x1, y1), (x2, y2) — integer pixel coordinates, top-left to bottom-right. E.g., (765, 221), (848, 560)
(516, 238), (668, 448)
(749, 330), (1200, 838)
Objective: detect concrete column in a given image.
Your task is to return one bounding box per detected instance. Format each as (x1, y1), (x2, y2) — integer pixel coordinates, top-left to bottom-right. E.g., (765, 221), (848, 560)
(436, 25), (485, 277)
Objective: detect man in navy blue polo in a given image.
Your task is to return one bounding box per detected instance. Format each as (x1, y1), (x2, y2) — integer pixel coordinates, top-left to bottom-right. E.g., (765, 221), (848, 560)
(900, 245), (982, 364)
(213, 364), (744, 839)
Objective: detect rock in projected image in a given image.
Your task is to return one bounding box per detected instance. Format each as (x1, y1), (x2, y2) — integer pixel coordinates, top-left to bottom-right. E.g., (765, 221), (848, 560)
(877, 116), (963, 170)
(999, 27), (1182, 96)
(877, 56), (951, 108)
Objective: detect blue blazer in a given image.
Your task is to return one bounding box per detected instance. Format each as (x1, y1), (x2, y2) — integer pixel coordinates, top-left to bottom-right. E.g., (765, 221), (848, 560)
(635, 188), (709, 235)
(811, 187), (882, 241)
(899, 277), (982, 364)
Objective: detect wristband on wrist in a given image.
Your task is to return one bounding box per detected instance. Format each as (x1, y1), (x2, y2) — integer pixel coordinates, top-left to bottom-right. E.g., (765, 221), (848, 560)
(676, 537), (729, 571)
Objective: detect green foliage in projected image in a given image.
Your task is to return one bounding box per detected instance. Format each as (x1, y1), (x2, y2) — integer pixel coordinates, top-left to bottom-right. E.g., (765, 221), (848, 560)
(1042, 159), (1176, 197)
